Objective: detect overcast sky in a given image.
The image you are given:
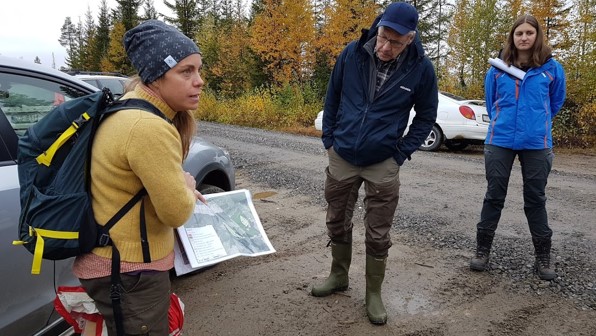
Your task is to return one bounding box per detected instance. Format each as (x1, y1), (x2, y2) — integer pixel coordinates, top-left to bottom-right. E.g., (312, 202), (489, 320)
(0, 0), (174, 69)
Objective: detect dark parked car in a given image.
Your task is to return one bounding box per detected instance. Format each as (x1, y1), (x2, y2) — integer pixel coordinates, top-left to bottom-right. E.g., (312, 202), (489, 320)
(0, 56), (235, 335)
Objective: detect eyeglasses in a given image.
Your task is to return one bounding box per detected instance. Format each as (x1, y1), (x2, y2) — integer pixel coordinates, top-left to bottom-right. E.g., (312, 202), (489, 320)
(376, 34), (407, 49)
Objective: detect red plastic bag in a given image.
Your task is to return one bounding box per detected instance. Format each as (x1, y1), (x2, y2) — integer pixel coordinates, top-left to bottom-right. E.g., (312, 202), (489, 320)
(54, 286), (105, 335)
(169, 293), (185, 336)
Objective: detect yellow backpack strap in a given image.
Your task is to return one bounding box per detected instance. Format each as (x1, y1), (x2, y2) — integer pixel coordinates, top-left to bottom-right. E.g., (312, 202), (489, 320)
(13, 227), (79, 275)
(36, 112), (91, 167)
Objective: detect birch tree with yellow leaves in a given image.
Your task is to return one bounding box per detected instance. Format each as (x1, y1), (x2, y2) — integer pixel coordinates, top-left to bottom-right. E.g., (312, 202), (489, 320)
(528, 0), (572, 50)
(249, 0), (316, 85)
(314, 0), (381, 67)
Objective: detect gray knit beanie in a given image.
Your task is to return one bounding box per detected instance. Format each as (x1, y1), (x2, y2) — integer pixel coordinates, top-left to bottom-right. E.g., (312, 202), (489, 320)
(123, 20), (201, 84)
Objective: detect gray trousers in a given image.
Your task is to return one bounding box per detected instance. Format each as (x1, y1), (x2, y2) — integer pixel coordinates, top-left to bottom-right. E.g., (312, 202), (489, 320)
(324, 148), (400, 257)
(477, 144), (554, 239)
(80, 271), (171, 336)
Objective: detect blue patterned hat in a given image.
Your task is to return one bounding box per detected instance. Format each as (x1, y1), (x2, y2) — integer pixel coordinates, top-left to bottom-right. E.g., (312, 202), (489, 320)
(123, 20), (201, 83)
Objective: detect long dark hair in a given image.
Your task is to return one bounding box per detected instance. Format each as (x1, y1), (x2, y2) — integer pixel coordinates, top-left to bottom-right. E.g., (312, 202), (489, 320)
(501, 14), (552, 68)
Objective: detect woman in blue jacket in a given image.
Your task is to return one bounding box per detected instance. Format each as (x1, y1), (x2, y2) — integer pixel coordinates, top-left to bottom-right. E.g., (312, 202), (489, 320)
(470, 14), (566, 281)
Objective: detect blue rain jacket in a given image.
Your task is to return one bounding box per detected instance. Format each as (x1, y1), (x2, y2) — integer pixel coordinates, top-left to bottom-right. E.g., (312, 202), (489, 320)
(484, 57), (566, 149)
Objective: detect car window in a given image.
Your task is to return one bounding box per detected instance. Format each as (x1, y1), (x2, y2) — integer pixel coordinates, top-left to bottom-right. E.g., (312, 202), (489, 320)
(81, 79), (100, 89)
(98, 78), (125, 96)
(0, 110), (18, 164)
(0, 73), (87, 135)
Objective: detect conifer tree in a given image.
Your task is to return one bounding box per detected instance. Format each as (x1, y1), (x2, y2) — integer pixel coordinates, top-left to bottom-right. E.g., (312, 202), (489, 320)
(59, 17), (79, 70)
(164, 0), (201, 41)
(94, 0), (112, 71)
(81, 7), (98, 70)
(141, 0), (161, 20)
(115, 0), (143, 31)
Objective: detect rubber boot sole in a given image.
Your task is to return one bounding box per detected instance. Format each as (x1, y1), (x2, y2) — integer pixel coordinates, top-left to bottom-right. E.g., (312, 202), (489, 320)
(311, 284), (348, 297)
(369, 316), (388, 325)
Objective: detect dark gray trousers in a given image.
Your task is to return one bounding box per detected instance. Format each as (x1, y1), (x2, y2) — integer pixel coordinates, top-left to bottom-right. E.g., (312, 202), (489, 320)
(80, 271), (171, 336)
(477, 144), (554, 239)
(324, 148), (400, 257)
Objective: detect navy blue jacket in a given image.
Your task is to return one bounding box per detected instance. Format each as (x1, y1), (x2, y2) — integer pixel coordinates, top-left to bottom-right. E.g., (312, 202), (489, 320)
(322, 20), (438, 166)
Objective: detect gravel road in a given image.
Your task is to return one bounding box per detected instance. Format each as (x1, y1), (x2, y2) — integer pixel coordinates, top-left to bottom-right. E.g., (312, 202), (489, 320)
(173, 122), (596, 336)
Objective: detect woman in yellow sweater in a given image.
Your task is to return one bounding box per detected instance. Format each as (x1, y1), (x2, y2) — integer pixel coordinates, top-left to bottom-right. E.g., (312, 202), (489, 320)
(73, 20), (205, 335)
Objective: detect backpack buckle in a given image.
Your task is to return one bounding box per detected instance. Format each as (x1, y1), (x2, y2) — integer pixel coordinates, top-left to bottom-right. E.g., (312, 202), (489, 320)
(110, 283), (122, 301)
(72, 113), (91, 129)
(98, 233), (111, 247)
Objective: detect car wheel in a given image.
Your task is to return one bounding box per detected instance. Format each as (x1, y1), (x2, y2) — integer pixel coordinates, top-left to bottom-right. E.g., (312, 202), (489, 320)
(199, 184), (225, 195)
(444, 140), (469, 151)
(419, 125), (443, 151)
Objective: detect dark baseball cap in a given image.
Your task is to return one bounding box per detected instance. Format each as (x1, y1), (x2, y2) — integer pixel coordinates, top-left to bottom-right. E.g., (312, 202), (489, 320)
(377, 2), (419, 35)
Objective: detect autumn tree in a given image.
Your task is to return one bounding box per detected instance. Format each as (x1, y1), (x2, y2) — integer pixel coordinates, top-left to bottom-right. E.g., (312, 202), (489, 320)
(206, 21), (255, 96)
(307, 0), (379, 98)
(315, 0), (380, 68)
(101, 22), (130, 74)
(552, 0), (596, 146)
(528, 0), (572, 51)
(445, 0), (504, 98)
(250, 0), (316, 85)
(503, 0), (525, 20)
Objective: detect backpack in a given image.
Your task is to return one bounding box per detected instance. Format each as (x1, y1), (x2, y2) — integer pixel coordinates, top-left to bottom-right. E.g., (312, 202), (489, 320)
(14, 88), (167, 275)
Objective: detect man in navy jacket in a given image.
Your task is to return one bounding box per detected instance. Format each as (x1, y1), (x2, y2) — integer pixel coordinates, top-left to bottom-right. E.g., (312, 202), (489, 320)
(311, 2), (438, 325)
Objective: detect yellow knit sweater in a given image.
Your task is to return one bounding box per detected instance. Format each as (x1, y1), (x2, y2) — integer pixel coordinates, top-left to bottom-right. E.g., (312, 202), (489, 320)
(89, 84), (196, 262)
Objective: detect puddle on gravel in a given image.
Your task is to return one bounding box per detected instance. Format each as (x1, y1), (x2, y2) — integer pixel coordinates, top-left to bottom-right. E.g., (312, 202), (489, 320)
(386, 292), (433, 315)
(253, 191), (278, 199)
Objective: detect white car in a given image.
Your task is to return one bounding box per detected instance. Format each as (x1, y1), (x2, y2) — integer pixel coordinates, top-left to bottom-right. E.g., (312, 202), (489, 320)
(314, 91), (489, 151)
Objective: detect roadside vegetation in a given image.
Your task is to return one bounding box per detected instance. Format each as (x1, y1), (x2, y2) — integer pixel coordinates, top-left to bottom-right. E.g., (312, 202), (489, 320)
(54, 0), (594, 148)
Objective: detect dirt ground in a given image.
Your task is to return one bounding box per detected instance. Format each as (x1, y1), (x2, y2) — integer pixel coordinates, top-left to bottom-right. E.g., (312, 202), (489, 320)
(173, 124), (596, 336)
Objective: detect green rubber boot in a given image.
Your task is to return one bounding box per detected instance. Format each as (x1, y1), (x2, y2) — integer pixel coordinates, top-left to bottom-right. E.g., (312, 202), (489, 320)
(311, 242), (351, 297)
(365, 255), (387, 325)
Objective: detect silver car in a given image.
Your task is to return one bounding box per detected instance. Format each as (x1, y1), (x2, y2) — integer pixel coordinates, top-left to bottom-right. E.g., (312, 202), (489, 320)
(72, 73), (129, 99)
(0, 56), (235, 335)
